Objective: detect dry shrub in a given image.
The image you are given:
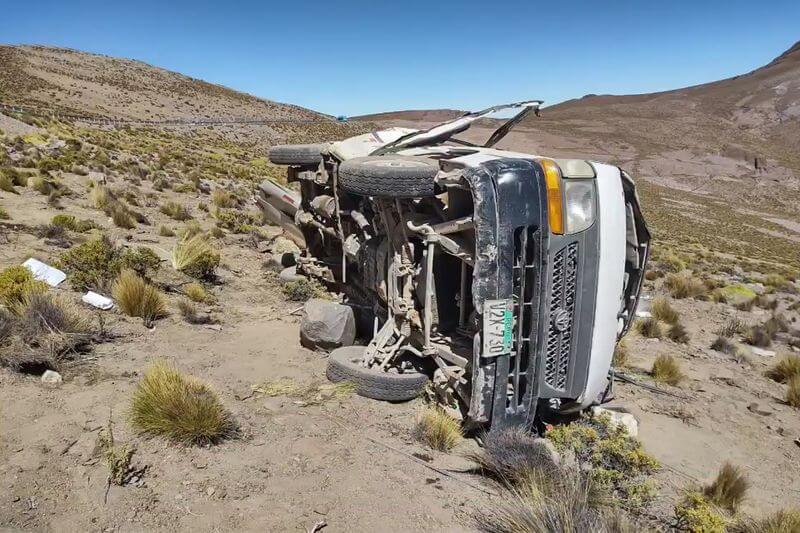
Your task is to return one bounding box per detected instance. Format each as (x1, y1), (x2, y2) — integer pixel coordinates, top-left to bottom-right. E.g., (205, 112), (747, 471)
(734, 298), (755, 312)
(0, 205), (9, 220)
(743, 325), (771, 348)
(158, 225), (175, 237)
(0, 174), (19, 194)
(703, 462), (748, 513)
(91, 184), (111, 209)
(651, 354), (683, 386)
(413, 406), (462, 452)
(183, 283), (208, 302)
(11, 292), (92, 364)
(651, 297), (679, 324)
(668, 322), (689, 344)
(171, 234), (219, 279)
(130, 360), (236, 445)
(732, 508), (800, 533)
(786, 376), (800, 408)
(160, 201), (192, 221)
(675, 492), (727, 533)
(765, 314), (789, 338)
(112, 270), (167, 327)
(767, 354), (800, 384)
(754, 295), (778, 310)
(637, 318), (663, 339)
(665, 274), (706, 299)
(717, 317), (746, 338)
(612, 340), (629, 368)
(176, 298), (212, 325)
(98, 420), (134, 486)
(211, 189), (235, 208)
(0, 266), (48, 307)
(711, 336), (738, 356)
(282, 278), (328, 301)
(474, 469), (631, 533)
(469, 426), (561, 486)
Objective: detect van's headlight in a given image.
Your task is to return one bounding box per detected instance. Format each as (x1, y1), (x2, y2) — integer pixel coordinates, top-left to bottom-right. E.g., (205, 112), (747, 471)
(563, 180), (596, 233)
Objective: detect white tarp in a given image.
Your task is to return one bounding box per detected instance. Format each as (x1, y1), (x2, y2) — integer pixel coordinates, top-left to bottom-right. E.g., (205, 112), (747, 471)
(23, 258), (66, 287)
(82, 291), (113, 310)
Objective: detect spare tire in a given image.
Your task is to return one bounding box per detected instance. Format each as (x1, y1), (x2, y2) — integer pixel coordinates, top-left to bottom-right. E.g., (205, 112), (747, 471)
(338, 156), (439, 198)
(326, 346), (429, 401)
(268, 144), (323, 166)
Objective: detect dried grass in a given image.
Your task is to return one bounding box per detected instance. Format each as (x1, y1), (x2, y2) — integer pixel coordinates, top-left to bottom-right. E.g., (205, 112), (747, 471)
(786, 376), (800, 408)
(765, 355), (800, 383)
(651, 297), (679, 324)
(732, 508), (800, 533)
(112, 270), (167, 327)
(637, 318), (664, 339)
(703, 462), (749, 513)
(171, 234), (219, 279)
(413, 405), (462, 452)
(130, 360), (235, 445)
(651, 355), (683, 386)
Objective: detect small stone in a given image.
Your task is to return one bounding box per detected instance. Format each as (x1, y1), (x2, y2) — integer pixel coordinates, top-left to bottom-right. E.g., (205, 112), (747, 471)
(206, 487), (216, 496)
(751, 347), (776, 357)
(278, 266), (304, 284)
(41, 370), (63, 384)
(747, 402), (772, 416)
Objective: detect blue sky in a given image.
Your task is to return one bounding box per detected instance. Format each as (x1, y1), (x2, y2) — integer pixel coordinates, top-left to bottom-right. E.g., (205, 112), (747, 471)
(1, 0), (798, 116)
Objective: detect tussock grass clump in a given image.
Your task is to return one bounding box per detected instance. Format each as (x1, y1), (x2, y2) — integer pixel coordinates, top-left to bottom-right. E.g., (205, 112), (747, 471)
(176, 298), (212, 325)
(184, 283), (208, 302)
(651, 297), (679, 324)
(211, 189), (236, 208)
(130, 360), (236, 445)
(171, 234), (220, 279)
(637, 318), (664, 339)
(765, 314), (789, 338)
(785, 376), (800, 408)
(711, 336), (738, 356)
(470, 426), (561, 486)
(112, 270), (167, 327)
(160, 201), (192, 221)
(0, 266), (48, 308)
(90, 184), (111, 209)
(612, 340), (629, 368)
(767, 355), (800, 383)
(30, 175), (54, 195)
(413, 405), (462, 452)
(108, 202), (136, 229)
(743, 325), (772, 348)
(474, 469), (631, 533)
(732, 508), (800, 533)
(158, 225), (175, 237)
(703, 462), (748, 513)
(0, 173), (19, 194)
(665, 274), (707, 299)
(668, 322), (689, 344)
(717, 317), (746, 338)
(15, 291), (90, 340)
(651, 354), (684, 386)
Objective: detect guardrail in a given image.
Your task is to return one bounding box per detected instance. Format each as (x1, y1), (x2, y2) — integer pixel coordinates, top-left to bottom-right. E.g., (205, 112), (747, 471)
(0, 101), (337, 127)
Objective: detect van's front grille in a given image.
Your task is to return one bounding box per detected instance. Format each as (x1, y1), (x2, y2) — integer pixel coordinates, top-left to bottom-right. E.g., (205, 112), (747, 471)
(544, 242), (579, 391)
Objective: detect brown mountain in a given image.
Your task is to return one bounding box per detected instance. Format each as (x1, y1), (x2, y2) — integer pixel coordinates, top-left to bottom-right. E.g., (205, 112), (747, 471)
(0, 45), (322, 122)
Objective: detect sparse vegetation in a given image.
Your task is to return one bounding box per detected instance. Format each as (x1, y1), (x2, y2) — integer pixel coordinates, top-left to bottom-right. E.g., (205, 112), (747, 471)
(732, 508), (800, 533)
(98, 419), (134, 486)
(651, 354), (684, 386)
(160, 201), (192, 221)
(184, 283), (209, 302)
(668, 322), (689, 343)
(171, 233), (220, 279)
(637, 317), (664, 339)
(211, 189), (235, 208)
(665, 274), (707, 299)
(612, 340), (629, 368)
(282, 278), (328, 301)
(130, 360), (236, 445)
(675, 491), (727, 533)
(413, 405), (462, 452)
(176, 298), (212, 324)
(112, 270), (167, 327)
(711, 336), (738, 356)
(158, 225), (175, 237)
(0, 266), (48, 308)
(651, 297), (679, 324)
(0, 205), (9, 219)
(785, 376), (800, 408)
(58, 237), (159, 291)
(743, 325), (772, 348)
(703, 462), (748, 513)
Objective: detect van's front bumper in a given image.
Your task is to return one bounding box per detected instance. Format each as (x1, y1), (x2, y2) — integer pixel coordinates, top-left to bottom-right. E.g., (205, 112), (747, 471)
(464, 160), (645, 426)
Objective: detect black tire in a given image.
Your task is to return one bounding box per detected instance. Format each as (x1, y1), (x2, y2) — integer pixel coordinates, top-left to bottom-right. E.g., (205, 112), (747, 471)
(338, 156), (439, 198)
(326, 346), (429, 402)
(268, 144), (323, 166)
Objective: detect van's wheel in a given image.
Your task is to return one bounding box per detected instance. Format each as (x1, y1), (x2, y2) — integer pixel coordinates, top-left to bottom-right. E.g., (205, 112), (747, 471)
(268, 144), (324, 166)
(338, 156), (439, 198)
(326, 346), (429, 401)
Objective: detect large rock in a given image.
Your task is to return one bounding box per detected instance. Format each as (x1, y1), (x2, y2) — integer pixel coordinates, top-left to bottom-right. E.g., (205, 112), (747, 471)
(300, 299), (356, 351)
(591, 406), (639, 437)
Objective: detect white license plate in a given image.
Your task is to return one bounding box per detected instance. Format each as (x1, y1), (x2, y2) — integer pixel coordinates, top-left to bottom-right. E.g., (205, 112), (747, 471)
(482, 299), (513, 358)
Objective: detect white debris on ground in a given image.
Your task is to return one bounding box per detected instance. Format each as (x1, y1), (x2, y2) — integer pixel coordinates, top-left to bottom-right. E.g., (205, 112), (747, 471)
(41, 370), (63, 384)
(22, 258), (66, 287)
(82, 291), (114, 310)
